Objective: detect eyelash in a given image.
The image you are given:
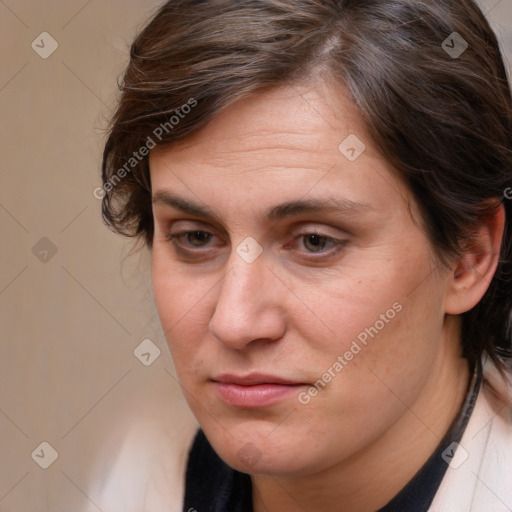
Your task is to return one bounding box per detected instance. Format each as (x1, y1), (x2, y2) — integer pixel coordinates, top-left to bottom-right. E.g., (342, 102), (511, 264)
(164, 230), (346, 259)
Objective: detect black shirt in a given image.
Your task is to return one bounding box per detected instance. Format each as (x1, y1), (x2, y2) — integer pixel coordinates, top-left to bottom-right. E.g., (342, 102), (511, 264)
(183, 363), (481, 512)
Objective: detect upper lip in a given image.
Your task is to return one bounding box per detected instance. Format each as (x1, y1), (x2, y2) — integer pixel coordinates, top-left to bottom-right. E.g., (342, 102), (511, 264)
(212, 373), (305, 386)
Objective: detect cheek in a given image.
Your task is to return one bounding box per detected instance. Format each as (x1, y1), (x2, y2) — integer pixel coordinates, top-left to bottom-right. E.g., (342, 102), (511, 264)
(281, 278), (445, 468)
(288, 248), (434, 360)
(291, 246), (445, 404)
(151, 250), (212, 369)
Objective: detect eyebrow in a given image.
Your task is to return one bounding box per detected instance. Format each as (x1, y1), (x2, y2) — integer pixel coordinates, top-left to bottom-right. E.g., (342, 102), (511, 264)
(152, 190), (374, 223)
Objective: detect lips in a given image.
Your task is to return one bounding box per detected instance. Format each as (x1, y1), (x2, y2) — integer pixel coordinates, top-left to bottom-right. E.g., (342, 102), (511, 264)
(211, 373), (308, 408)
(213, 373), (304, 386)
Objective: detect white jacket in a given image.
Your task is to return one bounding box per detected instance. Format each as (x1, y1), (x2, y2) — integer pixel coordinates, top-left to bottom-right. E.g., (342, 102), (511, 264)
(429, 358), (512, 511)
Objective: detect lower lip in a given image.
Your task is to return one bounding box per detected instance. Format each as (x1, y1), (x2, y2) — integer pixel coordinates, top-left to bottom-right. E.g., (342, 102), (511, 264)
(213, 382), (306, 408)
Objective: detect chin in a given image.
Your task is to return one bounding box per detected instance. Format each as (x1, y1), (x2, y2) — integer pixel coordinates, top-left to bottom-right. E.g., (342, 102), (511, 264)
(204, 420), (324, 477)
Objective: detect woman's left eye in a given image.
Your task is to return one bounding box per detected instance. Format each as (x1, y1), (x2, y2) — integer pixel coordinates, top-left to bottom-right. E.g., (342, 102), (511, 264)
(295, 233), (345, 254)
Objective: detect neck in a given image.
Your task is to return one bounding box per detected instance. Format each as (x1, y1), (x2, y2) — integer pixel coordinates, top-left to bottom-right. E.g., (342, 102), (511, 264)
(252, 320), (471, 512)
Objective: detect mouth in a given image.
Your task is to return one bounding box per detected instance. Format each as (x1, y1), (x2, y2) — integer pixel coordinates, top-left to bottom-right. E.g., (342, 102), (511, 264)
(211, 373), (308, 409)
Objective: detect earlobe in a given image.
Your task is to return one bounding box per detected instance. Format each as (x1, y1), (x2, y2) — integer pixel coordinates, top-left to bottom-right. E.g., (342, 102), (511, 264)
(445, 203), (506, 315)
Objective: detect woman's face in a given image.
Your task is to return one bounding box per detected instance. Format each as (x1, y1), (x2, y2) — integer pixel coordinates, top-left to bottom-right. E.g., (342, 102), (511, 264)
(149, 83), (454, 477)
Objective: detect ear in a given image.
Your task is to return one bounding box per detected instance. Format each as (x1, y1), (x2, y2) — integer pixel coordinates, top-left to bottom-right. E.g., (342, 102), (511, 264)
(444, 203), (506, 315)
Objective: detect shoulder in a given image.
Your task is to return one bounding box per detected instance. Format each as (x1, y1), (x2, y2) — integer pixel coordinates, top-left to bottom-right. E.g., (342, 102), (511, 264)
(429, 356), (512, 512)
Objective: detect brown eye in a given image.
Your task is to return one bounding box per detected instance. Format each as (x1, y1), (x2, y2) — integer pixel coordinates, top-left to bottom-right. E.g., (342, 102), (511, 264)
(302, 234), (336, 253)
(303, 234), (332, 252)
(185, 231), (212, 247)
(165, 230), (217, 254)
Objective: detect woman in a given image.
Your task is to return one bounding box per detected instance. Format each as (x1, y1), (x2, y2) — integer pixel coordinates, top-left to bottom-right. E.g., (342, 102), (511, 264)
(100, 0), (512, 510)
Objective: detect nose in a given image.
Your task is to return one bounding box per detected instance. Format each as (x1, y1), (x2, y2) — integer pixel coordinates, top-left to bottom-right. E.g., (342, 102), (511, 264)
(208, 250), (287, 350)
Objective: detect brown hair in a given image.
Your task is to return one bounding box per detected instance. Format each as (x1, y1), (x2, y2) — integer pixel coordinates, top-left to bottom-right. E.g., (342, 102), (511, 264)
(101, 0), (512, 371)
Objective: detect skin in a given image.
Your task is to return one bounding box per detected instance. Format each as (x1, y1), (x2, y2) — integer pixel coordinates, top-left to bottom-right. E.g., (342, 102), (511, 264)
(149, 82), (503, 511)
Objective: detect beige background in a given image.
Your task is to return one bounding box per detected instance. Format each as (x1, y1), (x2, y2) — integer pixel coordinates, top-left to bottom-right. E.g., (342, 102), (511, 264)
(1, 0), (511, 510)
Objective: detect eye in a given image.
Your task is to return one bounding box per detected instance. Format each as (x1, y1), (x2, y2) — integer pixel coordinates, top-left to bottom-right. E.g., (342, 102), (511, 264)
(302, 234), (334, 253)
(180, 231), (212, 247)
(291, 232), (347, 257)
(165, 230), (217, 252)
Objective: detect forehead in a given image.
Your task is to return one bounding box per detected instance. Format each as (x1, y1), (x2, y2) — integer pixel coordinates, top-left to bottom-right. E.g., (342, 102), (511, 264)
(149, 82), (414, 221)
(151, 82), (362, 169)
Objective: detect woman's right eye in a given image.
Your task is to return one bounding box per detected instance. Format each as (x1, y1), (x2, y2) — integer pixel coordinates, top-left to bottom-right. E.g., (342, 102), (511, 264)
(165, 230), (216, 251)
(171, 231), (212, 246)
